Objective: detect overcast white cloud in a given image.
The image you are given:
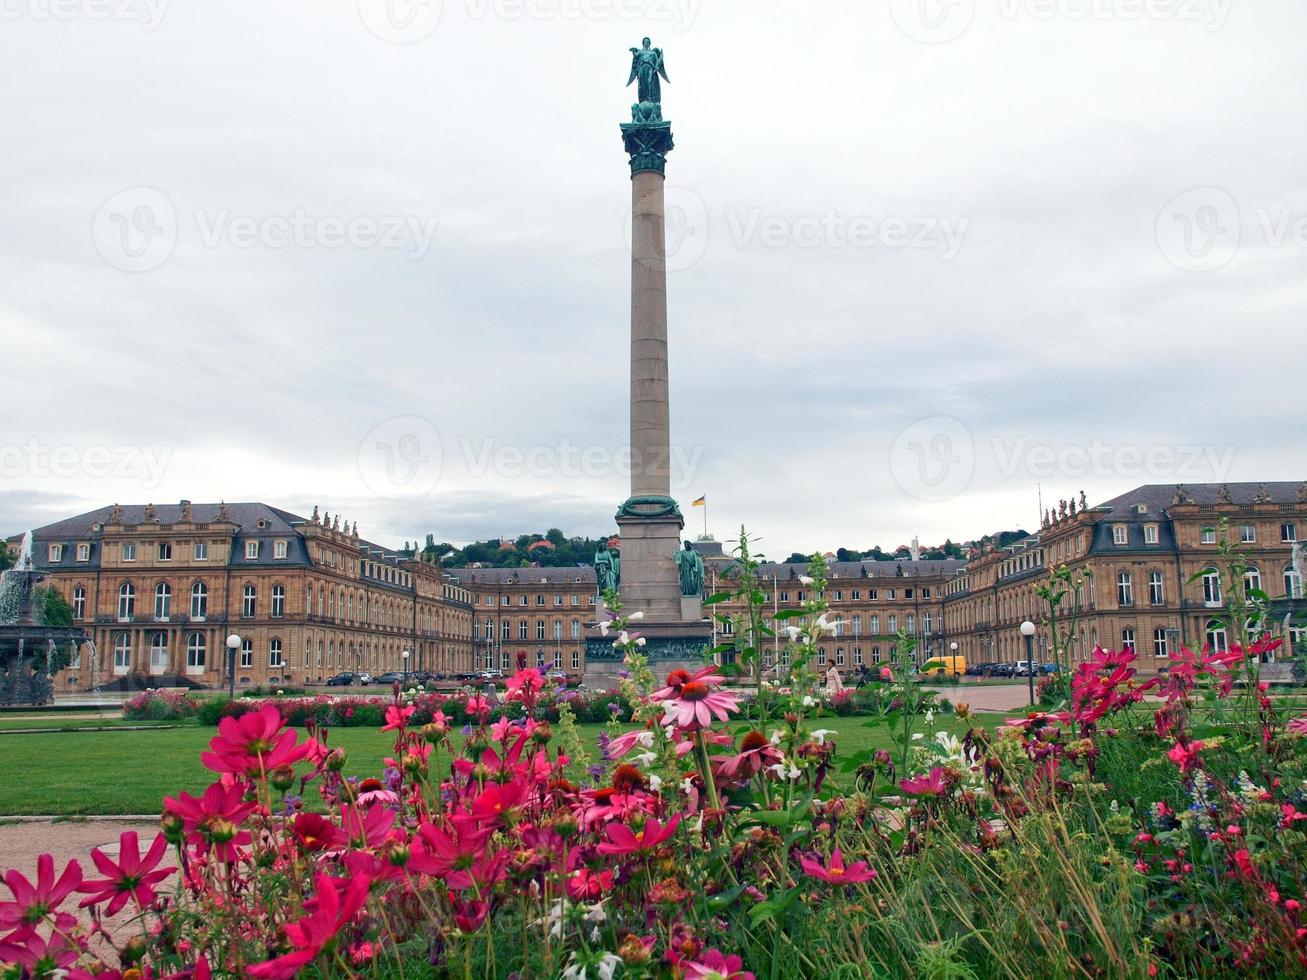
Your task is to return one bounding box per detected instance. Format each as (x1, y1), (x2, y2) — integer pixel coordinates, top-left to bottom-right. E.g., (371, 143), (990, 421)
(1, 0), (1305, 556)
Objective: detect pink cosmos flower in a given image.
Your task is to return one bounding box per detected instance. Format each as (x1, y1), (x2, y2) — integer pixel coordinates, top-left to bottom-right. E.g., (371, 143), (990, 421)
(0, 853), (81, 933)
(409, 817), (495, 889)
(201, 703), (310, 777)
(681, 948), (756, 980)
(1166, 740), (1204, 775)
(799, 847), (877, 885)
(381, 703), (415, 732)
(899, 767), (948, 798)
(596, 814), (682, 857)
(0, 929), (79, 975)
(653, 667), (740, 730)
(1288, 715), (1307, 735)
(163, 781), (256, 862)
(247, 872), (371, 979)
(565, 867), (613, 901)
(76, 831), (174, 916)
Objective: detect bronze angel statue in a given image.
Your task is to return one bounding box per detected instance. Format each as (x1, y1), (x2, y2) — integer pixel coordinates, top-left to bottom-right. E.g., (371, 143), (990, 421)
(627, 37), (669, 105)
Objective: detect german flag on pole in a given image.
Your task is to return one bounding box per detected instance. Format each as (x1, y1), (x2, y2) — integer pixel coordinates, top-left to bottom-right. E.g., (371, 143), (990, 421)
(691, 495), (706, 507)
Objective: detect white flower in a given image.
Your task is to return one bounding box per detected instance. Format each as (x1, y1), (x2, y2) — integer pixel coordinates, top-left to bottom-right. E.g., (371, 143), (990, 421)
(769, 729), (784, 745)
(636, 731), (654, 748)
(768, 759), (801, 781)
(681, 777), (696, 795)
(275, 689), (284, 696)
(617, 631), (630, 646)
(814, 613), (844, 636)
(802, 695), (816, 708)
(596, 952), (622, 980)
(628, 611), (644, 621)
(924, 709), (935, 725)
(799, 575), (814, 586)
(648, 773), (663, 792)
(911, 733), (924, 741)
(584, 901), (607, 924)
(598, 620), (611, 637)
(810, 729), (834, 745)
(635, 636), (646, 647)
(781, 625), (804, 642)
(630, 751), (657, 769)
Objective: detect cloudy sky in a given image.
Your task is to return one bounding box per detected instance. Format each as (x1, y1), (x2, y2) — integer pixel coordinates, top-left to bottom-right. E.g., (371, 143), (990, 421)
(2, 0), (1304, 558)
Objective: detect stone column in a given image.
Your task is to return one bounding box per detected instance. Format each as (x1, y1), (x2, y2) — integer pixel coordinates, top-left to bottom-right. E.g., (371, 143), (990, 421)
(630, 170), (671, 499)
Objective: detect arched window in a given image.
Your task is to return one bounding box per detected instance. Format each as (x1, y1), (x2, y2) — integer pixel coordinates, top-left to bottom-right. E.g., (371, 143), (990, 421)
(1285, 565), (1303, 600)
(271, 585), (285, 618)
(186, 632), (206, 671)
(242, 584), (256, 618)
(1152, 627), (1169, 657)
(190, 582), (208, 619)
(154, 583), (171, 620)
(113, 632), (131, 671)
(117, 583), (135, 621)
(1244, 567), (1261, 597)
(1117, 572), (1133, 607)
(149, 632), (168, 673)
(1205, 619), (1228, 653)
(1201, 569), (1221, 606)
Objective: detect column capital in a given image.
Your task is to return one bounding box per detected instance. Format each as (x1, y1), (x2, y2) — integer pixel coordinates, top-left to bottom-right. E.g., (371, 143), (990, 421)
(620, 103), (674, 176)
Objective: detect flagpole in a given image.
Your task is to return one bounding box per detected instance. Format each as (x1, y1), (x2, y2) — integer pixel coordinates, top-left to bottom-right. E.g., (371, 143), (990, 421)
(703, 496), (708, 539)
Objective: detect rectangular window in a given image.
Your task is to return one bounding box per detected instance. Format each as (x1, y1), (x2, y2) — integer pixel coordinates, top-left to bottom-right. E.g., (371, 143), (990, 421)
(537, 620), (546, 640)
(240, 639), (253, 668)
(193, 542), (208, 560)
(887, 615), (897, 632)
(158, 542), (172, 561)
(536, 595), (545, 606)
(245, 541), (259, 560)
(122, 542), (136, 561)
(868, 589), (877, 600)
(1144, 525), (1159, 544)
(73, 589), (86, 620)
(269, 639), (283, 667)
(502, 621), (511, 640)
(1283, 524), (1298, 543)
(1201, 528), (1216, 545)
(274, 540), (288, 559)
(1113, 525), (1128, 545)
(554, 595), (562, 605)
(1117, 573), (1134, 607)
(571, 620), (580, 639)
(1240, 525), (1256, 544)
(870, 615), (880, 633)
(780, 591), (790, 603)
(852, 589), (860, 600)
(572, 651), (580, 670)
(76, 543), (90, 561)
(519, 620), (528, 640)
(571, 595), (580, 606)
(886, 589), (895, 600)
(48, 544), (63, 562)
(553, 620), (562, 639)
(1149, 571), (1164, 606)
(1153, 628), (1169, 657)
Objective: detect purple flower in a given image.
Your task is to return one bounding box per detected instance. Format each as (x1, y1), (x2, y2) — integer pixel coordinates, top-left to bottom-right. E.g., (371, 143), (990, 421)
(597, 731), (613, 761)
(461, 724), (473, 736)
(586, 764), (606, 784)
(607, 702), (620, 717)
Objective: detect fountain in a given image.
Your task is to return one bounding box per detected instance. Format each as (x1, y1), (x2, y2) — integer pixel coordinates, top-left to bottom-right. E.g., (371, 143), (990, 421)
(0, 531), (90, 706)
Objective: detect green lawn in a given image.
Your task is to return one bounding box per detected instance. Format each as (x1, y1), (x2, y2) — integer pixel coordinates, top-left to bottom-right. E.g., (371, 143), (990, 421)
(0, 713), (1005, 816)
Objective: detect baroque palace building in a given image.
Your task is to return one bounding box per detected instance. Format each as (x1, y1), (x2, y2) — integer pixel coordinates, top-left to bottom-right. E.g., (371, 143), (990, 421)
(14, 502), (475, 691)
(9, 482), (1305, 691)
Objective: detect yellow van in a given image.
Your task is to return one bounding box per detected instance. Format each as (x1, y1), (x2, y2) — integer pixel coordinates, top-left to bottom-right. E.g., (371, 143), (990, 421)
(918, 655), (967, 678)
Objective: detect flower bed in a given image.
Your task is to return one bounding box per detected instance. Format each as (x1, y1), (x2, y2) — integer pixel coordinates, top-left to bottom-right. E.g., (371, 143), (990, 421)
(11, 554), (1307, 977)
(121, 688), (203, 722)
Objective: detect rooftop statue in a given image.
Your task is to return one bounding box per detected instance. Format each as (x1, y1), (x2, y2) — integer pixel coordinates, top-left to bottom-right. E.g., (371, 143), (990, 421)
(627, 37), (669, 105)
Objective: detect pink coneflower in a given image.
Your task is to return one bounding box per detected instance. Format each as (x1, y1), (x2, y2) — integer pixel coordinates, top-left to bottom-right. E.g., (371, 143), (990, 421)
(653, 667), (740, 730)
(713, 730), (782, 781)
(76, 831), (174, 917)
(799, 847), (877, 885)
(353, 777), (399, 808)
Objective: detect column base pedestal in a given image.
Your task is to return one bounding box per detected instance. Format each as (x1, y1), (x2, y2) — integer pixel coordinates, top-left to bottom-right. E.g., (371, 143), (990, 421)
(584, 619), (715, 689)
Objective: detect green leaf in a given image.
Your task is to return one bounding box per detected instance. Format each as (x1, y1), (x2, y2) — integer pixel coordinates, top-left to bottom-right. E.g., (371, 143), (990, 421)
(772, 609), (807, 621)
(706, 882), (748, 913)
(703, 592), (733, 605)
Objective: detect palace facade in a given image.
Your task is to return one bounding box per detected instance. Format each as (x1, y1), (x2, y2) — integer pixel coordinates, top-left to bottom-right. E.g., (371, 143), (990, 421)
(9, 482), (1304, 691)
(14, 502), (475, 691)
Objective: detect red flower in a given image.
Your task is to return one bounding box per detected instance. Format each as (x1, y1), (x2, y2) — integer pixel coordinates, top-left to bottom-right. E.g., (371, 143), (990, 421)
(290, 813), (344, 853)
(799, 847), (877, 885)
(1166, 740), (1204, 775)
(381, 703), (415, 732)
(899, 767), (948, 797)
(681, 948), (756, 980)
(565, 867), (613, 901)
(596, 814), (682, 856)
(409, 817), (495, 889)
(201, 703), (310, 777)
(247, 872), (370, 979)
(0, 853), (81, 932)
(0, 929), (78, 975)
(76, 831), (174, 916)
(163, 781), (256, 862)
(450, 893), (488, 933)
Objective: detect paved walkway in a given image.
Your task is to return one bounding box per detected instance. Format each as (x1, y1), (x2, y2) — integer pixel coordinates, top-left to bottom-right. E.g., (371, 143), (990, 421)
(0, 817), (160, 877)
(922, 683), (1033, 713)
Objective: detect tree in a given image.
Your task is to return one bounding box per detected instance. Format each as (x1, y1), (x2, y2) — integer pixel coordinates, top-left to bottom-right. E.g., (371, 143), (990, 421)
(784, 552), (809, 565)
(33, 586), (74, 627)
(0, 543), (13, 572)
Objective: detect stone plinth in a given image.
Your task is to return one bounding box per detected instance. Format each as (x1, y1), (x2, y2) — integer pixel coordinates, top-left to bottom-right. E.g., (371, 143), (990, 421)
(584, 619), (713, 689)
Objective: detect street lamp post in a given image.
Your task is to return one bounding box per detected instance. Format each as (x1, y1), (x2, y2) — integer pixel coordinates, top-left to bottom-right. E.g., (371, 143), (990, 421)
(1020, 621), (1036, 706)
(225, 634), (241, 700)
(402, 649), (410, 683)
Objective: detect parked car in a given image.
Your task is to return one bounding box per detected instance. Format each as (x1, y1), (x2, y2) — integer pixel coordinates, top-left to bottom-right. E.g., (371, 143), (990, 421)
(989, 663), (1016, 677)
(356, 672), (373, 686)
(373, 671), (414, 686)
(545, 668), (569, 683)
(1041, 663), (1060, 675)
(325, 672), (356, 687)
